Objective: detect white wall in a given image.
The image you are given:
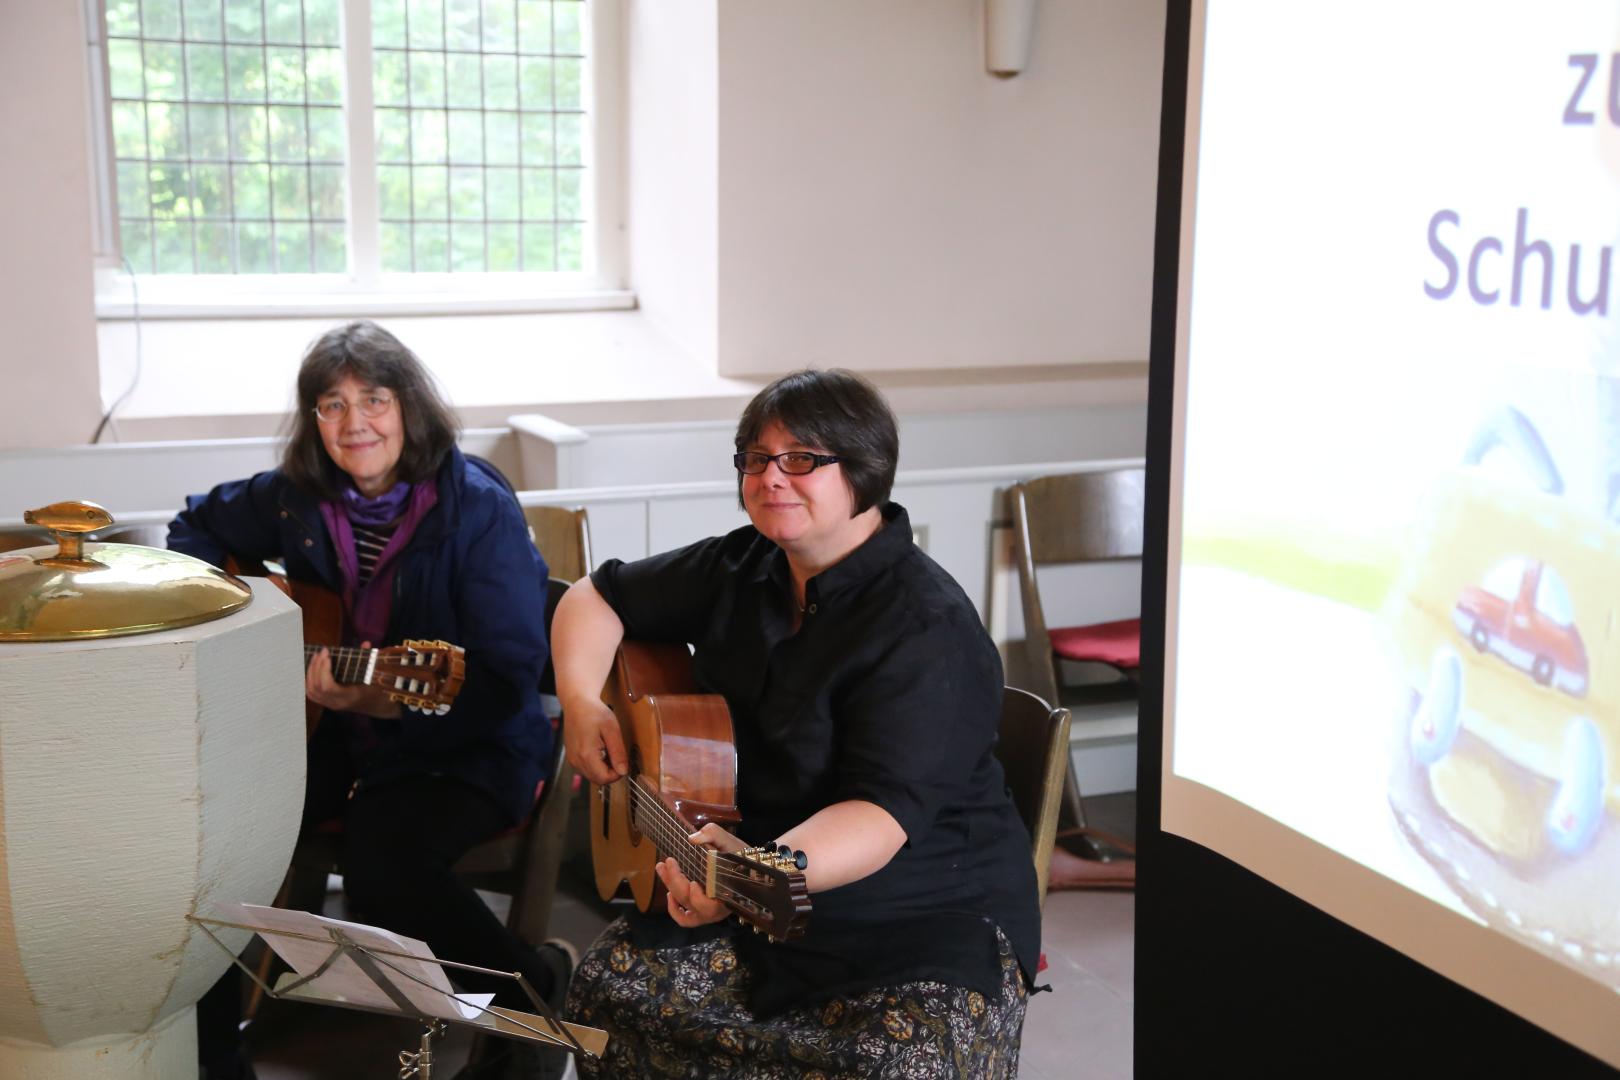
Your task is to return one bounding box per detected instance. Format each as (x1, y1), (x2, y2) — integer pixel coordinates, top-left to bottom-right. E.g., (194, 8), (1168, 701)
(714, 0), (1166, 375)
(0, 3), (103, 448)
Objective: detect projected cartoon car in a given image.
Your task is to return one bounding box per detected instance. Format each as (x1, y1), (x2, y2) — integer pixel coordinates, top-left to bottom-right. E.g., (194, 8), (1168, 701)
(1387, 412), (1615, 862)
(1451, 557), (1588, 697)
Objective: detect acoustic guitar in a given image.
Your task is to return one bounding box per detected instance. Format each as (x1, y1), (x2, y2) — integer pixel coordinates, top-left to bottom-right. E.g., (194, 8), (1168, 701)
(226, 557), (466, 735)
(590, 640), (812, 941)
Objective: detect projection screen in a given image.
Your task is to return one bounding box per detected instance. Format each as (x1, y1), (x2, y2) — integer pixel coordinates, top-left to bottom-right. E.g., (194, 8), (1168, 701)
(1163, 2), (1620, 1066)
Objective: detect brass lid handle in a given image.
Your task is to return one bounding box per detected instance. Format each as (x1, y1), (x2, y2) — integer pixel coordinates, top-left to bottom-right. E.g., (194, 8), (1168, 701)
(22, 500), (114, 566)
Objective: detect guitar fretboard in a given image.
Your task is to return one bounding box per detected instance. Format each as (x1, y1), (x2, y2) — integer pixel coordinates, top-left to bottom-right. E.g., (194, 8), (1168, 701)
(302, 645), (376, 686)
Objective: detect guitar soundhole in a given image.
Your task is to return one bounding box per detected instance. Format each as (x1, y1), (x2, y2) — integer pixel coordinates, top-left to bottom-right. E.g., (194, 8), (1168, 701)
(626, 745), (645, 847)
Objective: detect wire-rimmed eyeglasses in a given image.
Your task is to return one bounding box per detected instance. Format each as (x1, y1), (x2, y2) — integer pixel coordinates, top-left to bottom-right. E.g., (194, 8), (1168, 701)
(733, 451), (842, 475)
(313, 393), (396, 424)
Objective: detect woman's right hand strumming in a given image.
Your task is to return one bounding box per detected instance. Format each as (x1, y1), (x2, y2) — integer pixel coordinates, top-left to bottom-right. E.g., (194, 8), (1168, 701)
(563, 694), (627, 785)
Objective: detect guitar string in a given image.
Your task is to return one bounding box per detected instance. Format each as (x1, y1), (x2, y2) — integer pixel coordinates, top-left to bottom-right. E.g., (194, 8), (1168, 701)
(618, 774), (781, 890)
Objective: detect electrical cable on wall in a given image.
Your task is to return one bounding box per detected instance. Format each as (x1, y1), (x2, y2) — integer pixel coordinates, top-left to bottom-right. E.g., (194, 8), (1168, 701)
(91, 257), (142, 444)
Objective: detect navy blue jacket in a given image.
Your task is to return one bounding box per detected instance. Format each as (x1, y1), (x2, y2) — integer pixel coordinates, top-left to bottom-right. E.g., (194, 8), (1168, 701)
(168, 448), (551, 825)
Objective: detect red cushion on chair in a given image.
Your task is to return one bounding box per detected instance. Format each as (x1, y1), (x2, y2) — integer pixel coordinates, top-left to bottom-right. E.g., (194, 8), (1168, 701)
(1050, 618), (1141, 668)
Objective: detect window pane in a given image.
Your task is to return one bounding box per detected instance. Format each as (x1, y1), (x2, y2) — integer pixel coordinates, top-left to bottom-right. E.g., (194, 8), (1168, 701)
(451, 222), (484, 271)
(378, 165), (413, 218)
(445, 53), (482, 108)
(411, 109), (448, 162)
(517, 0), (550, 54)
(197, 222), (233, 271)
(148, 103), (187, 159)
(308, 107), (345, 161)
(313, 222), (347, 271)
(230, 105), (269, 160)
(483, 0), (517, 51)
(109, 39), (146, 98)
(272, 165), (309, 218)
(182, 0), (223, 40)
(144, 0), (182, 39)
(226, 45), (266, 101)
(113, 102), (148, 157)
(305, 1), (341, 46)
(445, 0), (480, 50)
(486, 167), (518, 220)
(555, 112), (581, 165)
(276, 222), (313, 272)
(107, 0), (141, 38)
(237, 221), (274, 271)
(413, 165), (448, 218)
(448, 110), (483, 163)
(376, 108), (411, 162)
(374, 0), (408, 48)
(374, 50), (409, 105)
(154, 221), (194, 273)
(234, 163), (271, 216)
(265, 0), (304, 43)
(191, 103), (229, 158)
(409, 51), (446, 106)
(414, 220), (449, 271)
(555, 57), (581, 109)
(450, 166), (483, 219)
(488, 222), (519, 270)
(116, 162), (149, 220)
(269, 106), (308, 161)
(520, 111), (552, 164)
(483, 53), (517, 109)
(557, 166), (580, 220)
(149, 163), (190, 218)
(408, 0), (445, 49)
(485, 110), (518, 165)
(310, 165), (345, 218)
(266, 47), (306, 102)
(381, 222), (413, 270)
(521, 167), (552, 218)
(187, 44), (226, 100)
(555, 2), (583, 54)
(522, 222), (553, 270)
(225, 0), (264, 43)
(121, 218), (155, 272)
(145, 42), (186, 101)
(557, 221), (582, 271)
(192, 164), (232, 217)
(307, 47), (343, 104)
(519, 57), (552, 109)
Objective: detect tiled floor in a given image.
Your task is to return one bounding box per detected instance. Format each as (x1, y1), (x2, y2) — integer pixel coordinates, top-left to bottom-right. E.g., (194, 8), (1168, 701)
(244, 791), (1136, 1078)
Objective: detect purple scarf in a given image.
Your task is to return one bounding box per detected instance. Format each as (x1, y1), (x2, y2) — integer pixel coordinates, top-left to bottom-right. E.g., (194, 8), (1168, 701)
(319, 480), (439, 647)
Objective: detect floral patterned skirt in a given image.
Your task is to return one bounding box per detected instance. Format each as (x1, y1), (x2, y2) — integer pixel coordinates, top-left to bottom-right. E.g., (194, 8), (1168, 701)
(565, 916), (1027, 1079)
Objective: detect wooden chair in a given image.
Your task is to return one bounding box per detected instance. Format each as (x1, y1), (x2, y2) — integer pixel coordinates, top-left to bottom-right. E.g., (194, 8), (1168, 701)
(524, 505), (593, 582)
(995, 687), (1072, 903)
(1009, 468), (1143, 876)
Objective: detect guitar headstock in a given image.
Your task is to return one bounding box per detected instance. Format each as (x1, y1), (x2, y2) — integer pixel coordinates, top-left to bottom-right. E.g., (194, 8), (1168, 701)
(372, 639), (466, 715)
(714, 846), (812, 941)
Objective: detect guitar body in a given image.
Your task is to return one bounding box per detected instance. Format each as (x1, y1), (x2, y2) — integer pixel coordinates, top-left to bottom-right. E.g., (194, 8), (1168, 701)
(591, 640), (742, 912)
(270, 572), (342, 738)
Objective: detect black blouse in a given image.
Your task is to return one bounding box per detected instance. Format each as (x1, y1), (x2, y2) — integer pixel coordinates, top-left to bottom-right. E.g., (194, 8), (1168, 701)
(590, 502), (1041, 1017)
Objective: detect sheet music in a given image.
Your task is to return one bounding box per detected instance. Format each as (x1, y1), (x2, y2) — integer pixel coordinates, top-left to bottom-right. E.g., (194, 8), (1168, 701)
(213, 902), (494, 1022)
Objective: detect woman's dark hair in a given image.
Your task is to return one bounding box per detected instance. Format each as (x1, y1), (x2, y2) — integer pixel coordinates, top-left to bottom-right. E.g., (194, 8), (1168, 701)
(281, 320), (460, 499)
(734, 368), (898, 516)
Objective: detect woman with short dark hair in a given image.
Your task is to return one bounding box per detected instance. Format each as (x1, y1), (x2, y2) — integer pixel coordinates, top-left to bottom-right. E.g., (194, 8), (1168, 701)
(554, 368), (1040, 1078)
(170, 320), (570, 1080)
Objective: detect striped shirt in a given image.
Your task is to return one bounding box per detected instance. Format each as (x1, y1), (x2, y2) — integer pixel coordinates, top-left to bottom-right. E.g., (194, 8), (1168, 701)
(353, 521), (398, 586)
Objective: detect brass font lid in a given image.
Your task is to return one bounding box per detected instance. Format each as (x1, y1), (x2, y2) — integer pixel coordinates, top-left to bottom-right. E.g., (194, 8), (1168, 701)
(0, 501), (252, 641)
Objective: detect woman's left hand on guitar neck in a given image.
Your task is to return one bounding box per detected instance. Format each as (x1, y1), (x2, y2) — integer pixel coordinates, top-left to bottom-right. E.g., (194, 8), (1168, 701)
(305, 644), (403, 719)
(657, 824), (747, 929)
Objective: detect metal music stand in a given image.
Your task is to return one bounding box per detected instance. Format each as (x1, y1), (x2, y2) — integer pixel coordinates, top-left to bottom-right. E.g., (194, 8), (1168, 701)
(189, 905), (606, 1079)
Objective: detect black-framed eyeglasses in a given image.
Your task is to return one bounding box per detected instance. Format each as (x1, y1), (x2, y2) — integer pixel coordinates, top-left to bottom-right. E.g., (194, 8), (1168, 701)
(313, 392), (396, 424)
(733, 451), (842, 476)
